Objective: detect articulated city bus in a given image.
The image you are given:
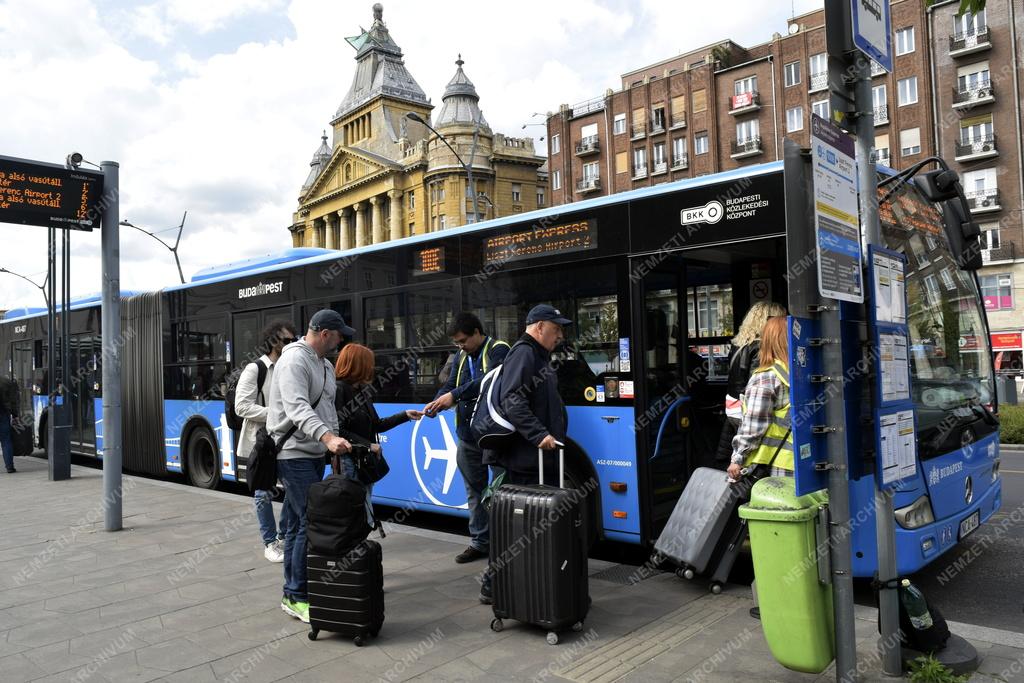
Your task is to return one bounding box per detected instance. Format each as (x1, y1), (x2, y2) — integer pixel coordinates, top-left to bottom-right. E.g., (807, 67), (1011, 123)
(0, 156), (1001, 577)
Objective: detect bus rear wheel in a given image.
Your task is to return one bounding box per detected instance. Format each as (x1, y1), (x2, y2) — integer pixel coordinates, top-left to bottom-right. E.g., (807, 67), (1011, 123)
(185, 427), (220, 489)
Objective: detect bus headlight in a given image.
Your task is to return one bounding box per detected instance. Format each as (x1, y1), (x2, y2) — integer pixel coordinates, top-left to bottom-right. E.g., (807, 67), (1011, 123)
(895, 496), (935, 529)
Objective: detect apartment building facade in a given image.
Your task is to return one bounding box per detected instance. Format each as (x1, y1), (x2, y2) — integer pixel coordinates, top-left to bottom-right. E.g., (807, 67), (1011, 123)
(546, 0), (1024, 375)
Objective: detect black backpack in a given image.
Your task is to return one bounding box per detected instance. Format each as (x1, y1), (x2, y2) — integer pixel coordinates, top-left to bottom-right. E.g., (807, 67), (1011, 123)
(225, 360), (268, 431)
(306, 461), (372, 556)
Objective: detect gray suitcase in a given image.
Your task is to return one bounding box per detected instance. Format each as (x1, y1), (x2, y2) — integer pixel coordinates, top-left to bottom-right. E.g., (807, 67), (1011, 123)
(654, 467), (745, 588)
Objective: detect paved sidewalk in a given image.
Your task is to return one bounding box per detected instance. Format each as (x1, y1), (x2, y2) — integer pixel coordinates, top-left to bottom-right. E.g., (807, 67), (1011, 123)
(1, 456), (1022, 682)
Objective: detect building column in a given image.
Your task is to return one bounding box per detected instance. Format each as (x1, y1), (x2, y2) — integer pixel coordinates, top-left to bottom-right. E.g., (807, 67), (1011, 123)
(338, 208), (352, 251)
(324, 213), (337, 250)
(370, 195), (384, 244)
(354, 202), (367, 247)
(307, 219), (318, 247)
(388, 190), (403, 241)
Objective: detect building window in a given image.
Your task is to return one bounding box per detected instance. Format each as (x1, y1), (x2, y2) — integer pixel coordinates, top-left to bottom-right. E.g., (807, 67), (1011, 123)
(672, 136), (686, 161)
(895, 27), (915, 55)
(613, 113), (626, 135)
(981, 223), (1000, 250)
(940, 268), (957, 291)
(552, 169), (561, 190)
(692, 89), (707, 113)
(439, 214), (447, 230)
(960, 115), (993, 146)
(582, 161), (599, 181)
(980, 273), (1012, 310)
(408, 191), (415, 210)
(786, 106), (804, 132)
(809, 52), (827, 89)
(653, 142), (666, 170)
(897, 77), (918, 106)
(736, 119), (759, 143)
(551, 134), (560, 154)
(784, 61), (801, 87)
(955, 9), (987, 37)
(900, 127), (921, 156)
(695, 132), (709, 155)
(734, 75), (757, 95)
(923, 274), (941, 305)
(633, 147), (647, 174)
(511, 183), (522, 203)
(958, 63), (991, 93)
(537, 186), (546, 207)
(652, 107), (666, 130)
(812, 99), (830, 120)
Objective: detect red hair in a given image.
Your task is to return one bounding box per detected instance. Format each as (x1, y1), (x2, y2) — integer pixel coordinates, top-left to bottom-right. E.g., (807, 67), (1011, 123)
(758, 317), (789, 369)
(335, 343), (375, 384)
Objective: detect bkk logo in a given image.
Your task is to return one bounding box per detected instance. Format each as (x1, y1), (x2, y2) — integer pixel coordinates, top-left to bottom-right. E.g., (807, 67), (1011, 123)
(409, 414), (467, 508)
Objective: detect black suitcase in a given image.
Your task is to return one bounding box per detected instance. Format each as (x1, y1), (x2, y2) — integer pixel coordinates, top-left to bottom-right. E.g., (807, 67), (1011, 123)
(307, 540), (384, 645)
(653, 466), (748, 593)
(489, 448), (589, 645)
(11, 415), (34, 457)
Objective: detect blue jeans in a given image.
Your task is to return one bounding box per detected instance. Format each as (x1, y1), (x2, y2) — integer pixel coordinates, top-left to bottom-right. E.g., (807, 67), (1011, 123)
(277, 457), (325, 602)
(333, 454), (375, 527)
(0, 412), (13, 471)
(457, 439), (504, 552)
(254, 489), (282, 546)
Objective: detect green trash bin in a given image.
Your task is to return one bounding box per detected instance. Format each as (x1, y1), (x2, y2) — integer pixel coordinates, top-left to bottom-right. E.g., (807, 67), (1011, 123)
(738, 477), (833, 673)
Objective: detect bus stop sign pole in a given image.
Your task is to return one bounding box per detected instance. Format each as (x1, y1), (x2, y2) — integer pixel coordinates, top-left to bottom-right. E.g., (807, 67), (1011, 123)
(100, 161), (122, 532)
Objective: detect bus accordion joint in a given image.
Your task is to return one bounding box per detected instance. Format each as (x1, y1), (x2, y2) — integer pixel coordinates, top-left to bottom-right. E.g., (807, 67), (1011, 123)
(609, 482), (627, 493)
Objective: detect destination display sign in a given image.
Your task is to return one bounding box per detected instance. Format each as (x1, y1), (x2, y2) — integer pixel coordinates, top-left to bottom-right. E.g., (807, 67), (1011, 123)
(414, 246), (445, 274)
(482, 219), (598, 265)
(0, 155), (105, 230)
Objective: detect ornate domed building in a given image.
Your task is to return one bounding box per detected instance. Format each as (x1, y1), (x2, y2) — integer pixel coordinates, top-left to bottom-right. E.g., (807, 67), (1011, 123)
(290, 4), (547, 249)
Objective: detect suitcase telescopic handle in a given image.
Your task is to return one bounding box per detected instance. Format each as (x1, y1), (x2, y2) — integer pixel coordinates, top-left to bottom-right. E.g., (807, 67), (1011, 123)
(537, 442), (565, 488)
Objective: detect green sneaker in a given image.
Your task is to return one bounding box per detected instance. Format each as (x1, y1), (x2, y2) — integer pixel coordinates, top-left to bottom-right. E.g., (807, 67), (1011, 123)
(281, 597), (310, 623)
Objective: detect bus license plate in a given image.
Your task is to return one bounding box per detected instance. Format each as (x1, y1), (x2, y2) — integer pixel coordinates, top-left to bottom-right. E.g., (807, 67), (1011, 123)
(959, 511), (980, 540)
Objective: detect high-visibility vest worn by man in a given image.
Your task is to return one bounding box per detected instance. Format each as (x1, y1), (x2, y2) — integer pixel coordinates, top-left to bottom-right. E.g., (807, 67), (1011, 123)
(728, 316), (793, 480)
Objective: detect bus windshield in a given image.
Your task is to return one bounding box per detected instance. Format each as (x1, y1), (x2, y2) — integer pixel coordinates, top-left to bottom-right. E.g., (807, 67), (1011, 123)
(879, 178), (996, 458)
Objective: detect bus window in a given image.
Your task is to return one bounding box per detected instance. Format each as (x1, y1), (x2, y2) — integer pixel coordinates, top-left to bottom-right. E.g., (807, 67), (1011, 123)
(232, 312), (260, 367)
(175, 318), (227, 362)
(365, 294), (403, 350)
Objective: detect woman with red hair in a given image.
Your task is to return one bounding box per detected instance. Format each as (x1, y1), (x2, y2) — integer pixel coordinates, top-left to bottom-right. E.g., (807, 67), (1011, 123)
(334, 343), (422, 528)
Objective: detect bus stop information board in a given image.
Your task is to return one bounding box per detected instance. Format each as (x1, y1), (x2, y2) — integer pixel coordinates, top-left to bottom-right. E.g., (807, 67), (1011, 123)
(810, 114), (863, 303)
(0, 155), (104, 230)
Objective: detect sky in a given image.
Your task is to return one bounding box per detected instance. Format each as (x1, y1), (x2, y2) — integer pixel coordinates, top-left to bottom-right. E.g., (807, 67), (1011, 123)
(0, 0), (824, 311)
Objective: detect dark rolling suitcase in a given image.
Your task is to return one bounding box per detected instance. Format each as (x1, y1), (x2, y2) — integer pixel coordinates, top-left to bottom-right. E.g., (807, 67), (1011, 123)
(489, 448), (589, 645)
(653, 466), (747, 593)
(307, 540), (384, 646)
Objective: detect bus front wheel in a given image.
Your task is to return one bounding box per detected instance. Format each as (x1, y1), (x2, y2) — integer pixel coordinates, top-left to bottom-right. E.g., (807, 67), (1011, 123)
(185, 427), (220, 489)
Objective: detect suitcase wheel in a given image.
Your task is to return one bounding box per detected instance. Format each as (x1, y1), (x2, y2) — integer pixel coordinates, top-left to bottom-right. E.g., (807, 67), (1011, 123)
(676, 567), (695, 580)
(490, 618), (504, 633)
(308, 629), (318, 641)
(710, 582), (723, 595)
(354, 635), (365, 647)
(546, 631), (559, 646)
(572, 622), (584, 632)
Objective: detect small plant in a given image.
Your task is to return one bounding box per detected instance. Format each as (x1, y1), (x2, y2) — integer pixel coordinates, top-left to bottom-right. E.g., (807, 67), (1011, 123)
(906, 655), (968, 683)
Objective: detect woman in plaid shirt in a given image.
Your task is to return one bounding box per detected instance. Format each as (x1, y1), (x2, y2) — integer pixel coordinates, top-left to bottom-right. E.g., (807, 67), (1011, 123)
(727, 316), (793, 480)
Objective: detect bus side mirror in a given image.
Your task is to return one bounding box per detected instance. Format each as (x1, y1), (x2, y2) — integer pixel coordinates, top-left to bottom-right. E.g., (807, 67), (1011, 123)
(916, 169), (961, 202)
(940, 196), (983, 271)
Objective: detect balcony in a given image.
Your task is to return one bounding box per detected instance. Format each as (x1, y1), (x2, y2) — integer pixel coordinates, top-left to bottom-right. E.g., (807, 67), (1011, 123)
(729, 91), (761, 115)
(874, 104), (889, 126)
(949, 26), (992, 57)
(966, 188), (1001, 214)
(631, 123), (646, 139)
(952, 82), (995, 110)
(875, 148), (891, 166)
(575, 136), (600, 156)
(652, 160), (668, 175)
(671, 154), (689, 170)
(809, 72), (828, 93)
(576, 177), (601, 193)
(670, 113), (687, 129)
(633, 165), (648, 179)
(731, 137), (763, 159)
(982, 242), (1016, 264)
(955, 135), (998, 162)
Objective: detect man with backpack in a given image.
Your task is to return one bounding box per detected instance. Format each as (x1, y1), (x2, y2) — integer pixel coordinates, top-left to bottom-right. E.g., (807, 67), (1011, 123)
(424, 313), (510, 564)
(233, 320), (297, 563)
(0, 372), (18, 474)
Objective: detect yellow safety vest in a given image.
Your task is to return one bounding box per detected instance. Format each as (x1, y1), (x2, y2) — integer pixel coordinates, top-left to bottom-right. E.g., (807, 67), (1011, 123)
(741, 360), (794, 471)
(453, 337), (510, 424)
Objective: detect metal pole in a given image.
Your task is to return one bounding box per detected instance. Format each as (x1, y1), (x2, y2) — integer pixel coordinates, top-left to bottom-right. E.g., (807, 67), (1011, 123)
(51, 225), (71, 480)
(854, 53), (901, 677)
(100, 161), (122, 532)
(46, 223), (56, 479)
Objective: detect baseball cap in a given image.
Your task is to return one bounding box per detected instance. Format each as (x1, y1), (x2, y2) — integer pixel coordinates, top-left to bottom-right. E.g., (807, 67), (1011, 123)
(526, 304), (573, 325)
(309, 309), (355, 336)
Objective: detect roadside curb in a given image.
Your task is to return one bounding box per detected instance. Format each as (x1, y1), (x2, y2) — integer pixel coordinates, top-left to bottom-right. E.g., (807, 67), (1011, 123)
(854, 604), (1024, 649)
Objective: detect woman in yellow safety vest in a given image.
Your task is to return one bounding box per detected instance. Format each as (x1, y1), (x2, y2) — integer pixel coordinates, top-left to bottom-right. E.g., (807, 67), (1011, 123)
(727, 316), (793, 480)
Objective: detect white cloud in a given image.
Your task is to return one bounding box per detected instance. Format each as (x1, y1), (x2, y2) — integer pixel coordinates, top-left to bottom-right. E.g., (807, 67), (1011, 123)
(0, 0), (824, 310)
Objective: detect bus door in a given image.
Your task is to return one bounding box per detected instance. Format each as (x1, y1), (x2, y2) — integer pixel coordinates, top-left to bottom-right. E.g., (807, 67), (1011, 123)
(10, 340), (34, 421)
(71, 334), (99, 451)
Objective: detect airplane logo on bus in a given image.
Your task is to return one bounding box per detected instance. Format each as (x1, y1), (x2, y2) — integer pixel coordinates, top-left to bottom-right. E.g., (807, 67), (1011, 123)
(410, 414), (467, 509)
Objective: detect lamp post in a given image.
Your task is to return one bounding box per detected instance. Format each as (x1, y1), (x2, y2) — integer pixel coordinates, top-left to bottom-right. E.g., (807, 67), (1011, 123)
(118, 211), (187, 284)
(406, 112), (482, 224)
(0, 268), (49, 308)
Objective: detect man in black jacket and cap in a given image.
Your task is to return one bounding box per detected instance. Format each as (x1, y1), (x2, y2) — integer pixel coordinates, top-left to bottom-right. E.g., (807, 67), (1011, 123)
(479, 304), (571, 603)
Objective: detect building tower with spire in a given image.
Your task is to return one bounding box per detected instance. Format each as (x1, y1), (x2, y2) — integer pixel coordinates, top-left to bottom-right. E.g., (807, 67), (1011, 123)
(290, 5), (546, 249)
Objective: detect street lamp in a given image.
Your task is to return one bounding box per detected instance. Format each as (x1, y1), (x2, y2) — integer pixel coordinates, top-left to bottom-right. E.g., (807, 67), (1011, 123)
(119, 211), (188, 284)
(406, 111), (483, 224)
(0, 268), (49, 308)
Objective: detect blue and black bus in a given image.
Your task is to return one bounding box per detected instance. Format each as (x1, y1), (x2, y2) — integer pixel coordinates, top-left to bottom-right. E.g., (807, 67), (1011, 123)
(0, 155), (1001, 577)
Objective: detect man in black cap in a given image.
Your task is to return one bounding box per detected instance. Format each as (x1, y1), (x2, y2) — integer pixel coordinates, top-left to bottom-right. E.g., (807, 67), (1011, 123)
(479, 304), (571, 603)
(267, 309), (356, 624)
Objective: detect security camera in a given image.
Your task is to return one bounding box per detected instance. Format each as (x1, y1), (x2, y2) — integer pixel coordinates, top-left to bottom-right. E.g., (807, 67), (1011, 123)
(66, 152), (84, 169)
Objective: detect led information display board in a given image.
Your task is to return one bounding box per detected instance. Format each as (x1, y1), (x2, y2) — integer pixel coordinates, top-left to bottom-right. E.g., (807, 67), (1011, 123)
(414, 245), (445, 274)
(482, 219), (598, 265)
(0, 155), (104, 230)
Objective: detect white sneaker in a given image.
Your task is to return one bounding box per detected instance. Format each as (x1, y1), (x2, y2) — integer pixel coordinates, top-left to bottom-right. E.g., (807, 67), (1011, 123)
(264, 541), (285, 563)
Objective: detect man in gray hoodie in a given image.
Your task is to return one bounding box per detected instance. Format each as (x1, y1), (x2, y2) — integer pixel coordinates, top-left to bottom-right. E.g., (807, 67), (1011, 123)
(267, 309), (355, 623)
